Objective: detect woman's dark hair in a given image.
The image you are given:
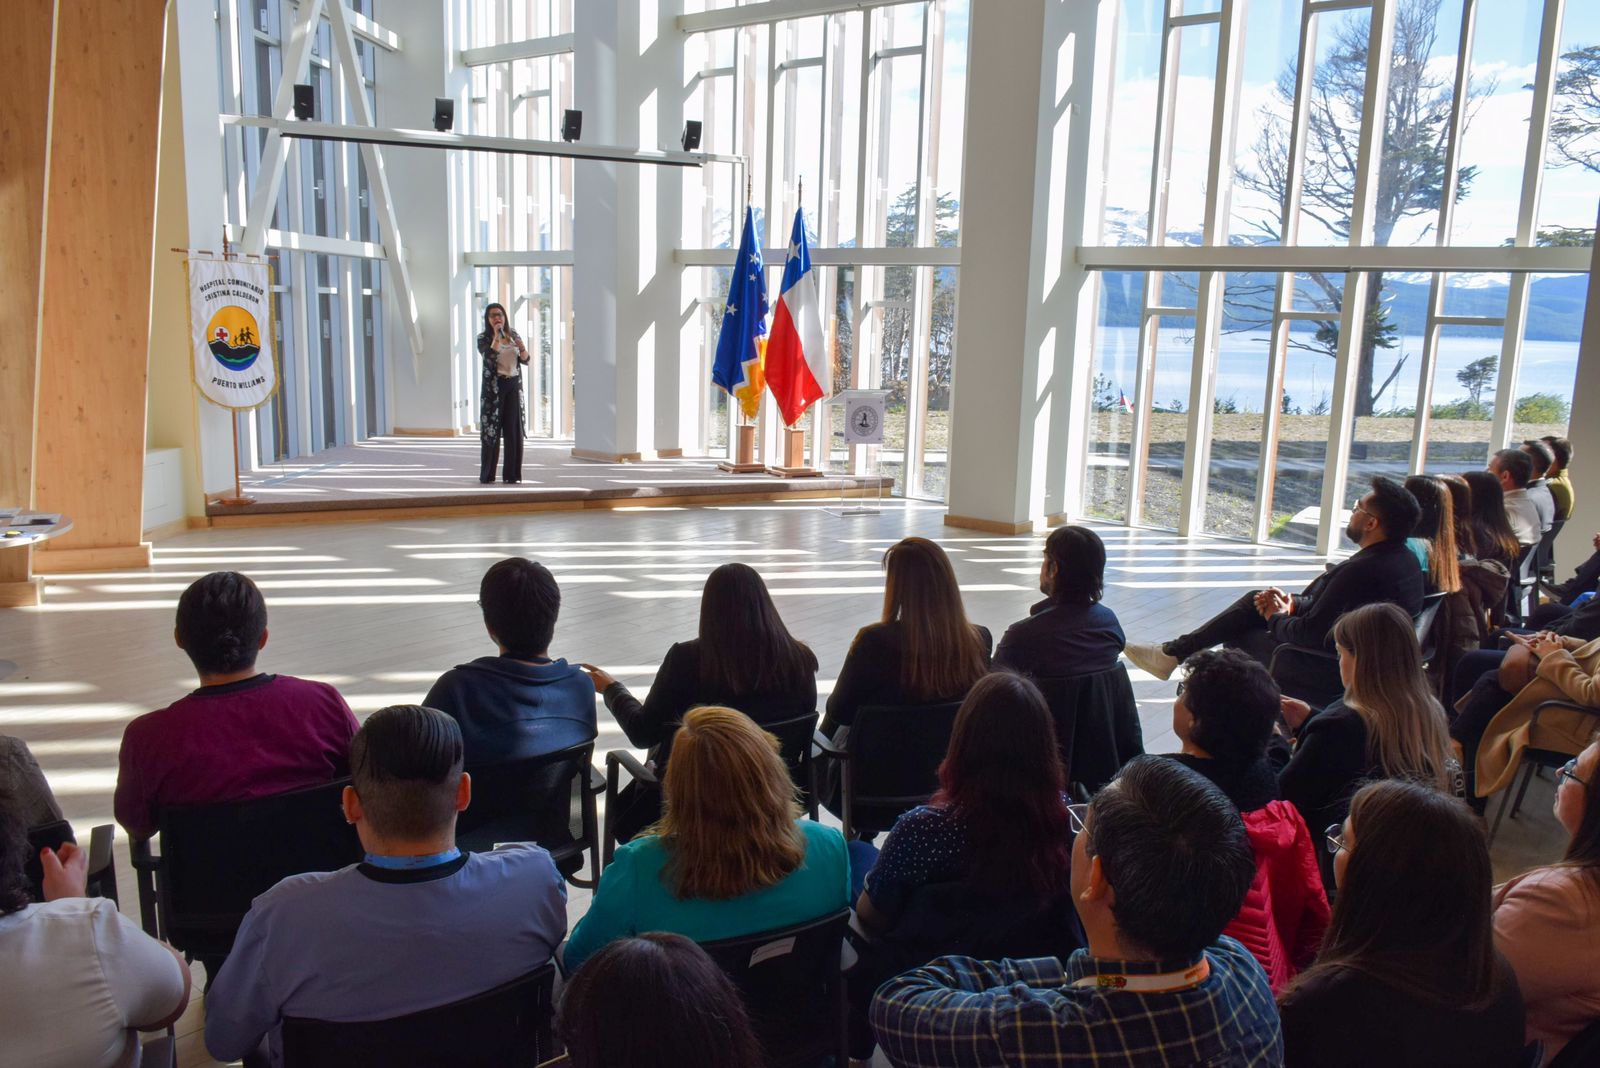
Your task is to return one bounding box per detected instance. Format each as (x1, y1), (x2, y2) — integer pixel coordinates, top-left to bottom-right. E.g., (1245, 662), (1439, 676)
(1461, 470), (1522, 563)
(878, 537), (987, 701)
(1439, 474), (1477, 558)
(176, 571), (267, 675)
(1403, 475), (1461, 593)
(696, 564), (818, 695)
(479, 558), (560, 657)
(350, 705), (465, 842)
(1043, 525), (1105, 604)
(1179, 648), (1280, 766)
(479, 302), (507, 338)
(1560, 739), (1600, 898)
(1294, 779), (1499, 1008)
(559, 933), (764, 1068)
(931, 673), (1072, 903)
(0, 789), (34, 917)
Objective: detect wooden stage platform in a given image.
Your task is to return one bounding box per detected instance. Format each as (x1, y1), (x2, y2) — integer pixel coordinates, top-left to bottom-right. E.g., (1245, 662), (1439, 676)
(206, 436), (891, 525)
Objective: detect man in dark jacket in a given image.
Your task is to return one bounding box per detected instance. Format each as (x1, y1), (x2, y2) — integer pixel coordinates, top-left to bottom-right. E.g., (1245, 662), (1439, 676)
(1126, 477), (1424, 679)
(423, 558), (595, 764)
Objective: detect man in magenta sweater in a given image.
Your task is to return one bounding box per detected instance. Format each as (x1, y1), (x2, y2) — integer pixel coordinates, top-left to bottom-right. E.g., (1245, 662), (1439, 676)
(114, 572), (359, 841)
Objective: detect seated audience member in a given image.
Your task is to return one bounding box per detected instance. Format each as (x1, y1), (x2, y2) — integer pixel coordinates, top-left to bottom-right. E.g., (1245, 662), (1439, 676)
(423, 558), (595, 764)
(1126, 476), (1423, 680)
(848, 673), (1082, 1059)
(1493, 738), (1600, 1064)
(557, 933), (762, 1068)
(1522, 439), (1558, 534)
(1403, 474), (1462, 593)
(1278, 780), (1525, 1068)
(114, 571), (359, 841)
(1462, 469), (1526, 568)
(1453, 632), (1600, 808)
(1277, 603), (1459, 840)
(993, 525), (1125, 678)
(1548, 530), (1600, 606)
(1541, 434), (1575, 521)
(582, 563), (817, 840)
(563, 707), (848, 972)
(1171, 650), (1329, 991)
(1491, 448), (1543, 546)
(2, 735), (65, 829)
(0, 791), (191, 1068)
(871, 757), (1280, 1067)
(204, 705), (567, 1066)
(1441, 473), (1478, 558)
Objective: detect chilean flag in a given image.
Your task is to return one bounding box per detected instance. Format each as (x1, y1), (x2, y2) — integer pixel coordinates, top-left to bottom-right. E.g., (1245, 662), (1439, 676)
(764, 207), (830, 426)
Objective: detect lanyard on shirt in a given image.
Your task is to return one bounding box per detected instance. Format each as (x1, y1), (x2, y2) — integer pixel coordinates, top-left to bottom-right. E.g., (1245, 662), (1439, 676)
(1072, 959), (1211, 993)
(363, 848), (461, 870)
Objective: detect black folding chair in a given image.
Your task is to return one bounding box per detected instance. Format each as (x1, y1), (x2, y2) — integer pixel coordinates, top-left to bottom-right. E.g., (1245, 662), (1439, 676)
(700, 910), (850, 1068)
(1414, 590), (1448, 666)
(456, 742), (604, 888)
(602, 712), (819, 864)
(812, 701), (962, 840)
(1534, 518), (1566, 602)
(1033, 664), (1143, 795)
(1488, 699), (1600, 846)
(1268, 644), (1344, 709)
(131, 778), (360, 964)
(26, 821), (118, 904)
(1505, 545), (1540, 627)
(281, 961), (556, 1068)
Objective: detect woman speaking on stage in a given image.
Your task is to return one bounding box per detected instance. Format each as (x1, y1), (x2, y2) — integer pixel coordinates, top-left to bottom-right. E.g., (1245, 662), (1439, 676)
(478, 302), (530, 484)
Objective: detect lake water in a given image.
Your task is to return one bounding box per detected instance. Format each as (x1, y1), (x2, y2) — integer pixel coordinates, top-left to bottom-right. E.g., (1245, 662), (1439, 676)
(1092, 326), (1581, 414)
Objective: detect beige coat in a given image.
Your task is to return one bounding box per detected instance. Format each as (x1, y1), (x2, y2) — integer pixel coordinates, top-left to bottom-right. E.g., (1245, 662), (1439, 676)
(1475, 636), (1600, 797)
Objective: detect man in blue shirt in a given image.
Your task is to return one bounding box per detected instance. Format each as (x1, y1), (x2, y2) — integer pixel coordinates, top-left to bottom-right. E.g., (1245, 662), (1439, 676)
(424, 557), (597, 764)
(205, 704), (567, 1066)
(871, 756), (1281, 1067)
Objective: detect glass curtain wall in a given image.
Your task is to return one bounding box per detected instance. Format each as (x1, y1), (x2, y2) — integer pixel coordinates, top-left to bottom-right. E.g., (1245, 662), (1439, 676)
(681, 0), (969, 500)
(217, 0), (388, 466)
(1081, 0), (1595, 550)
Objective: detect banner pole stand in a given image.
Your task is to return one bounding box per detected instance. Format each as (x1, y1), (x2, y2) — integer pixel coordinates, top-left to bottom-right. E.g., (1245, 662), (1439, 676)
(218, 409), (255, 507)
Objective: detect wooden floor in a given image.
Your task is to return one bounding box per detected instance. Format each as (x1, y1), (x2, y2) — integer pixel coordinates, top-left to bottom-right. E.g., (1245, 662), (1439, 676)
(0, 500), (1568, 1065)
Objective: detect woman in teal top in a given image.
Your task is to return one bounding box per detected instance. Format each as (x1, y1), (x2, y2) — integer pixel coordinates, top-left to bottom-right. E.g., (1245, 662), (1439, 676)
(565, 706), (849, 971)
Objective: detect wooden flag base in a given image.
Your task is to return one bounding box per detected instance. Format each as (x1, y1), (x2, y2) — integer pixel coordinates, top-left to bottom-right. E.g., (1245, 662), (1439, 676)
(717, 424), (766, 473)
(767, 427), (822, 477)
(215, 496), (257, 507)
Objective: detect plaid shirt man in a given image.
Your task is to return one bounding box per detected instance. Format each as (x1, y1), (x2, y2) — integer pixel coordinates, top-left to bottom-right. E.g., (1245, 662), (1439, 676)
(871, 936), (1282, 1067)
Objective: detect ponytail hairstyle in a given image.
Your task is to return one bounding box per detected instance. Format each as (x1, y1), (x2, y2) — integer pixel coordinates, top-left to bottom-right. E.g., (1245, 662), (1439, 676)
(176, 572), (267, 676)
(1403, 475), (1461, 593)
(1439, 474), (1476, 558)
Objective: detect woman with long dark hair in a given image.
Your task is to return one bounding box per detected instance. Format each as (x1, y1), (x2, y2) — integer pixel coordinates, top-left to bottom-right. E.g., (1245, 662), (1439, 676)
(845, 672), (1079, 1059)
(1403, 474), (1462, 594)
(1493, 738), (1600, 1063)
(477, 302), (529, 484)
(1440, 474), (1477, 558)
(583, 563), (818, 840)
(558, 933), (764, 1068)
(563, 708), (848, 972)
(1462, 469), (1523, 567)
(1279, 779), (1524, 1066)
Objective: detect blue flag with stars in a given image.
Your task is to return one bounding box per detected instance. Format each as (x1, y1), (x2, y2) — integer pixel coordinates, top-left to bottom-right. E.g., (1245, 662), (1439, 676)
(711, 205), (769, 419)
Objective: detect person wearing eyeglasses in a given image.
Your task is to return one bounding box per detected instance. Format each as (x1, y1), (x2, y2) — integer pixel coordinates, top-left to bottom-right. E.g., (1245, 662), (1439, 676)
(1279, 779), (1525, 1068)
(1492, 739), (1600, 1065)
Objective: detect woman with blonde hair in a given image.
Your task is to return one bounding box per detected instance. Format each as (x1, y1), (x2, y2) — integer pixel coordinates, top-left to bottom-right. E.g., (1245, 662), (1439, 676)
(563, 707), (849, 971)
(1277, 603), (1459, 843)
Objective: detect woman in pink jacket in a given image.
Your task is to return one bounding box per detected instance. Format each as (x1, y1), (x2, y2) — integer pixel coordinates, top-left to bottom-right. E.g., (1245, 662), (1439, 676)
(1493, 737), (1600, 1064)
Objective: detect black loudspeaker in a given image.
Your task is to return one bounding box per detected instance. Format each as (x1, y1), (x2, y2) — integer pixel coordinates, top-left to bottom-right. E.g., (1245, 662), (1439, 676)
(681, 120), (703, 152)
(292, 83), (315, 121)
(433, 98), (455, 132)
(561, 109), (583, 142)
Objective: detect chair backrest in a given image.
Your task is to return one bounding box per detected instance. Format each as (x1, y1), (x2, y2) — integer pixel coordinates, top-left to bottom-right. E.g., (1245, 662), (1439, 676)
(700, 909), (849, 1068)
(151, 778), (360, 957)
(1414, 590), (1448, 661)
(845, 701), (963, 833)
(1031, 663), (1144, 795)
(456, 741), (594, 860)
(881, 879), (1084, 967)
(1549, 1016), (1600, 1068)
(281, 962), (556, 1068)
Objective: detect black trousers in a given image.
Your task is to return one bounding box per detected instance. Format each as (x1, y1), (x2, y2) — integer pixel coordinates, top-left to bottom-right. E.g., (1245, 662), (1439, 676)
(1166, 590), (1282, 666)
(480, 379), (524, 483)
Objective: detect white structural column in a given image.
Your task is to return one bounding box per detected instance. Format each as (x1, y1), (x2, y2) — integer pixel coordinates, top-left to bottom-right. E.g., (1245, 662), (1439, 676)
(1559, 211), (1600, 576)
(373, 2), (467, 433)
(572, 0), (685, 461)
(943, 0), (1106, 533)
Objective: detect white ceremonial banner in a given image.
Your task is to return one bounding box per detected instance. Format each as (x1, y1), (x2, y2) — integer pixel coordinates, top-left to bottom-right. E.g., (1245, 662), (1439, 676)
(187, 256), (279, 410)
(839, 389), (888, 445)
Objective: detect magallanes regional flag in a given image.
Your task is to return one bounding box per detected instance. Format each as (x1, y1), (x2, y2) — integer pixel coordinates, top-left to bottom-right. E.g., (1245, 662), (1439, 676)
(187, 256), (279, 410)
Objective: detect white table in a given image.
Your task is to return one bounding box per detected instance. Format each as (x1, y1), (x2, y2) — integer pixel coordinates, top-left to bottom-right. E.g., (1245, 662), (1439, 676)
(0, 512), (74, 678)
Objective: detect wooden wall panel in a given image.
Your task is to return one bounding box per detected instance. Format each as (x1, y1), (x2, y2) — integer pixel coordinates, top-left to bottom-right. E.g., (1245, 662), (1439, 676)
(32, 0), (168, 572)
(0, 0), (57, 602)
